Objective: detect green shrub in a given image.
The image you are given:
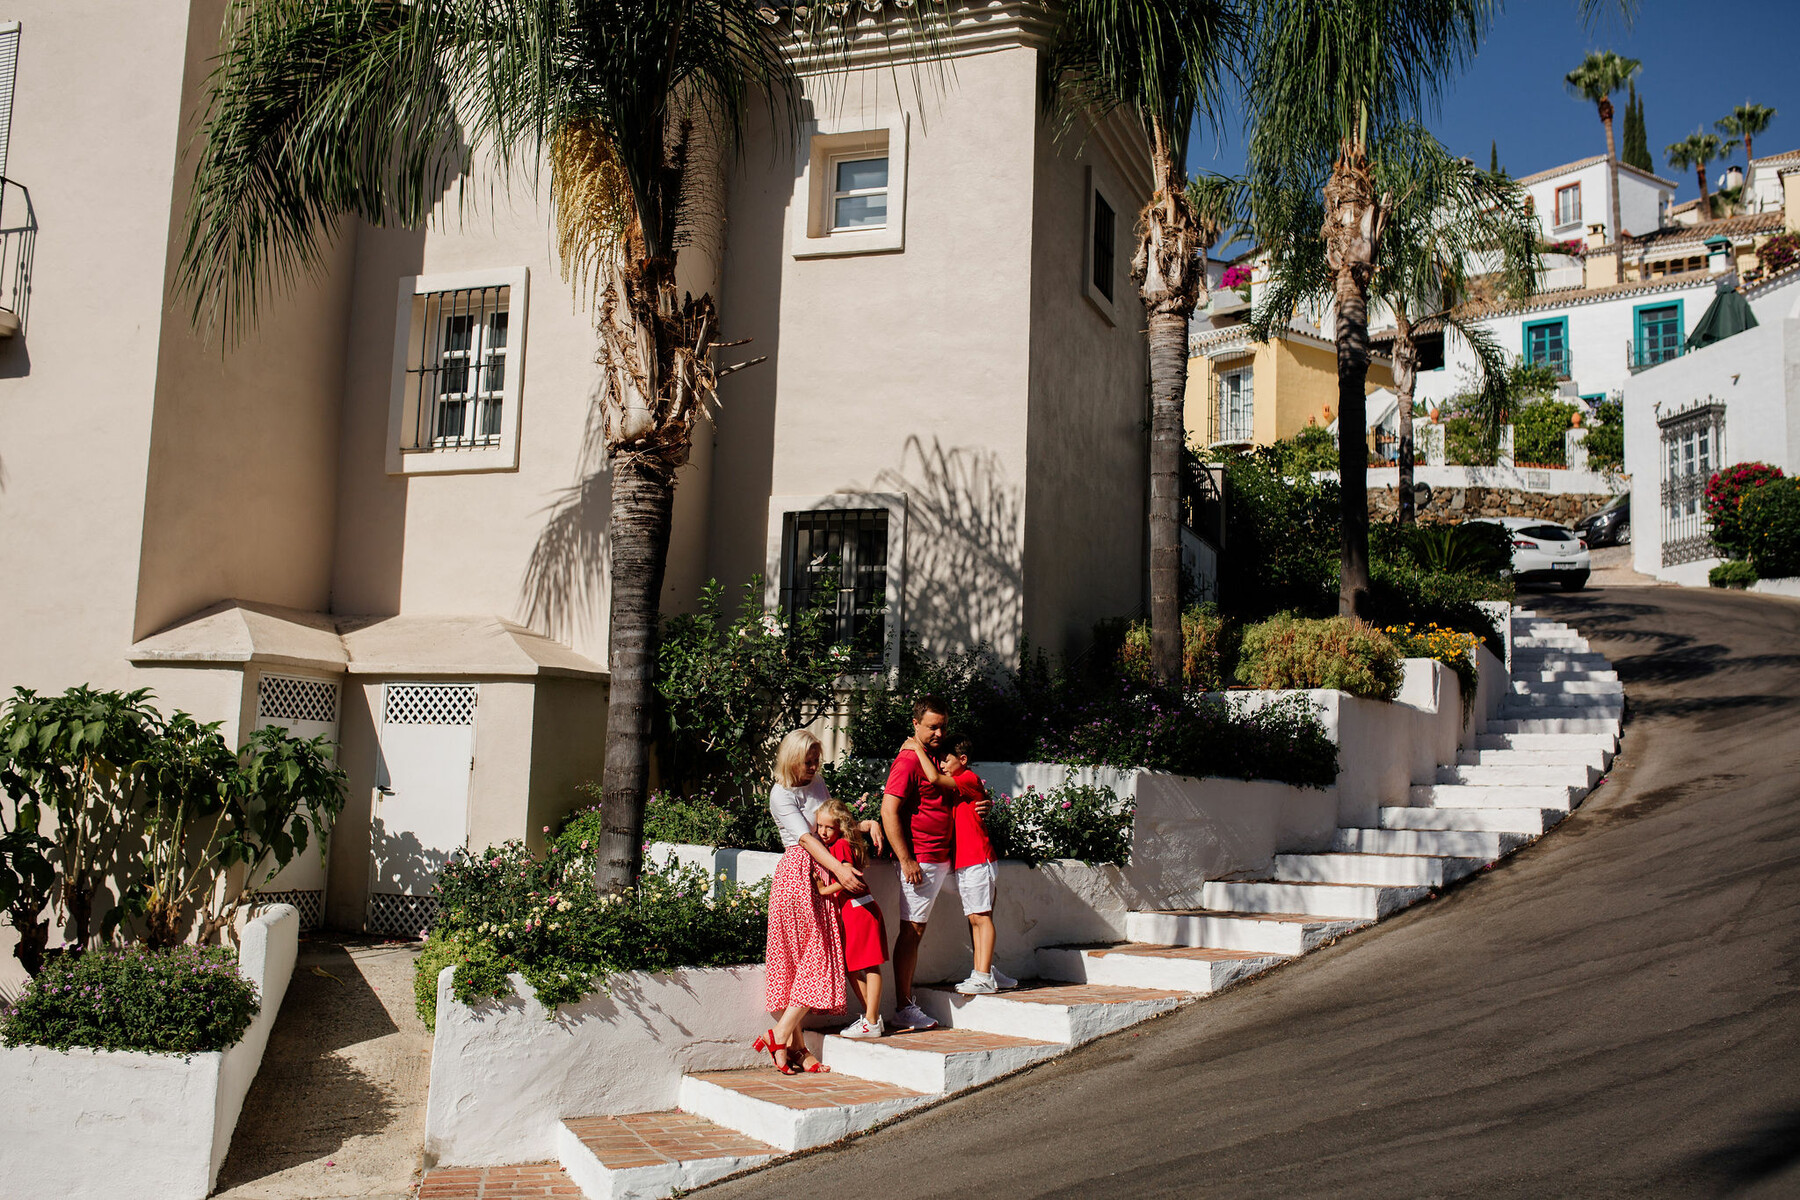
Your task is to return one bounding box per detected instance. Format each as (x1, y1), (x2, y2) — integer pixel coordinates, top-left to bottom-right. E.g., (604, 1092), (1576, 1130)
(1741, 479), (1800, 578)
(1372, 521), (1512, 579)
(423, 843), (768, 1021)
(1119, 604), (1230, 692)
(414, 930), (469, 1030)
(1368, 561), (1508, 658)
(1708, 561), (1760, 589)
(1266, 425), (1341, 475)
(0, 944), (259, 1054)
(1217, 447), (1340, 617)
(1705, 462), (1786, 558)
(1235, 616), (1404, 700)
(983, 777), (1134, 867)
(560, 786), (747, 852)
(1513, 400), (1579, 466)
(1444, 415), (1502, 466)
(1582, 400), (1624, 472)
(843, 638), (1030, 764)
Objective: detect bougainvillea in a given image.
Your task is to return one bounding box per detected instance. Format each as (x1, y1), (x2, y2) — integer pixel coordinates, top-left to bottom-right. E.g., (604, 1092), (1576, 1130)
(1759, 232), (1800, 277)
(1705, 462), (1786, 558)
(1220, 264), (1254, 291)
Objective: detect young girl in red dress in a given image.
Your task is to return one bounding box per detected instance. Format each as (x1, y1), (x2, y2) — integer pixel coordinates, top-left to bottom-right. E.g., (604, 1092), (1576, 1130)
(813, 799), (889, 1040)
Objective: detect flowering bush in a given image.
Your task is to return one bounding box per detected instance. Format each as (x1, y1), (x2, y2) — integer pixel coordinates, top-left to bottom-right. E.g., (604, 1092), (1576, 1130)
(1220, 264), (1254, 292)
(1706, 462), (1786, 558)
(1235, 616), (1404, 700)
(417, 840), (768, 1028)
(1546, 238), (1586, 258)
(560, 786), (748, 853)
(0, 944), (259, 1054)
(983, 777), (1134, 867)
(1384, 622), (1483, 721)
(1759, 231), (1800, 276)
(1740, 478), (1800, 578)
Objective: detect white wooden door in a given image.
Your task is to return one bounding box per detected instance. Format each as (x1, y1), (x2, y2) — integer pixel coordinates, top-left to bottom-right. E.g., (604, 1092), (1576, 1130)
(368, 683), (476, 936)
(253, 673), (341, 930)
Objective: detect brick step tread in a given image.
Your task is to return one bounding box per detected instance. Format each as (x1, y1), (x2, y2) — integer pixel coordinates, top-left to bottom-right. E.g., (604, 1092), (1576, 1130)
(919, 979), (1189, 1005)
(826, 1026), (1060, 1053)
(419, 1163), (584, 1198)
(561, 1111), (778, 1170)
(683, 1068), (926, 1110)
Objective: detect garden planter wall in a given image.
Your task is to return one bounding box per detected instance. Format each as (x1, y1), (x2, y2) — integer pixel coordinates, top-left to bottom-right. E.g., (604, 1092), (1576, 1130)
(0, 904), (299, 1200)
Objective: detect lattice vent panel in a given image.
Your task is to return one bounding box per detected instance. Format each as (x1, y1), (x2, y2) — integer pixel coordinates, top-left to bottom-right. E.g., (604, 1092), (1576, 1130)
(256, 890), (323, 931)
(383, 684), (477, 726)
(258, 675), (340, 724)
(366, 892), (439, 939)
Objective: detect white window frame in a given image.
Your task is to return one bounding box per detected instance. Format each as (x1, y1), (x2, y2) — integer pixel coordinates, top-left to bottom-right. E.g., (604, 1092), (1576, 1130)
(386, 266), (529, 475)
(791, 114), (908, 258)
(827, 152), (890, 232)
(1219, 366), (1254, 442)
(764, 493), (907, 674)
(1084, 165), (1121, 324)
(1554, 182), (1582, 229)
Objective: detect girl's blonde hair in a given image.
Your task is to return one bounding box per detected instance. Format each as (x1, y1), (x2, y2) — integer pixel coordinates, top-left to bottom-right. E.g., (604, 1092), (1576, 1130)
(773, 729), (823, 788)
(814, 798), (868, 867)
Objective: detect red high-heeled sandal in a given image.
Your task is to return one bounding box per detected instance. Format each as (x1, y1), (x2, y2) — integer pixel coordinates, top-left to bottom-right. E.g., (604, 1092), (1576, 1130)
(754, 1029), (799, 1074)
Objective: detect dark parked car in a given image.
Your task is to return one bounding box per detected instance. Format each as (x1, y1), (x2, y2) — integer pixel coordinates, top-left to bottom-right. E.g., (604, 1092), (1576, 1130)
(1575, 494), (1630, 548)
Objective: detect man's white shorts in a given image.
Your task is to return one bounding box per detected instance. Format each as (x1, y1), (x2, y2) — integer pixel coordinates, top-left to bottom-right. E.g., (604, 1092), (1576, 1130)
(898, 860), (952, 922)
(952, 861), (997, 915)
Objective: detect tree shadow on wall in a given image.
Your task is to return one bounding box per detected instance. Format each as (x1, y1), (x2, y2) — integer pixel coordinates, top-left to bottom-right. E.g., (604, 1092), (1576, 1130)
(518, 385), (612, 647)
(874, 436), (1023, 655)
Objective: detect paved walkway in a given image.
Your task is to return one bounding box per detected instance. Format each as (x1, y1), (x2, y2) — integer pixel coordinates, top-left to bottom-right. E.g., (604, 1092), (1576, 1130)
(214, 937), (431, 1200)
(698, 586), (1800, 1198)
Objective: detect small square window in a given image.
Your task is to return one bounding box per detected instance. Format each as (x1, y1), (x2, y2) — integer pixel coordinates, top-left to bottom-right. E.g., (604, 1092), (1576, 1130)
(831, 156), (889, 231)
(386, 267), (529, 475)
(793, 118), (907, 258)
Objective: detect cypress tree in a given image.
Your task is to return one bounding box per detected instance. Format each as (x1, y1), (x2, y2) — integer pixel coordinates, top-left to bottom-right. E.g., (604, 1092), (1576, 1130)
(1622, 83), (1653, 172)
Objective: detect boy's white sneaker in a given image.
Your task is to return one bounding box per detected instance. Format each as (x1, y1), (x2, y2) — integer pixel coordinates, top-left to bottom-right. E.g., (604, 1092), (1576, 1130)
(992, 966), (1019, 990)
(955, 971), (998, 995)
(893, 1000), (938, 1030)
(839, 1015), (884, 1039)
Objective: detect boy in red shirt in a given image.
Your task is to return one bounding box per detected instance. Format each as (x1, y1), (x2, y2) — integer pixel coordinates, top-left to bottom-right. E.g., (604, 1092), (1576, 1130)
(943, 738), (1017, 994)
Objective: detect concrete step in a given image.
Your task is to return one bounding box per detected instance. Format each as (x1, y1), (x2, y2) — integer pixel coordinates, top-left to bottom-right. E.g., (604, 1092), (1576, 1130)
(1517, 669), (1619, 683)
(676, 1069), (931, 1153)
(914, 981), (1189, 1046)
(1457, 746), (1610, 771)
(1501, 693), (1623, 712)
(1475, 731), (1619, 754)
(1509, 653), (1609, 670)
(1123, 909), (1369, 956)
(1513, 637), (1589, 651)
(1272, 851), (1486, 888)
(1511, 678), (1622, 695)
(1035, 943), (1287, 993)
(1332, 826), (1526, 858)
(1410, 782), (1584, 810)
(557, 1112), (778, 1200)
(802, 1026), (1062, 1094)
(1380, 805), (1568, 834)
(1487, 716), (1620, 736)
(1200, 879), (1432, 920)
(1435, 762), (1601, 788)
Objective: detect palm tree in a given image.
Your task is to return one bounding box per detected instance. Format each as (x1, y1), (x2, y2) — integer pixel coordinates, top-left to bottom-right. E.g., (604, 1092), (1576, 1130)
(1563, 51), (1641, 244)
(1667, 130), (1726, 221)
(1246, 0), (1494, 618)
(178, 0), (803, 890)
(1046, 0), (1249, 686)
(1717, 101), (1777, 181)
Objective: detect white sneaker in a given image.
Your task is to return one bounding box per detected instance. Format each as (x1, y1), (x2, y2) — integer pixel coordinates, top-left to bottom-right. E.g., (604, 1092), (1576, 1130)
(839, 1015), (884, 1039)
(955, 972), (997, 994)
(894, 1000), (938, 1030)
(991, 966), (1019, 991)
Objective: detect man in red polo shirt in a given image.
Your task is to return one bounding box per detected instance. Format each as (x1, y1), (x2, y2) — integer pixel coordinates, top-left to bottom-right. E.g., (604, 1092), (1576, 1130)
(881, 695), (954, 1030)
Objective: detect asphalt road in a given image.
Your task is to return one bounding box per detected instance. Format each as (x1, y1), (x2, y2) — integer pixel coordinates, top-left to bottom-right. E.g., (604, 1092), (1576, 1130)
(701, 586), (1800, 1199)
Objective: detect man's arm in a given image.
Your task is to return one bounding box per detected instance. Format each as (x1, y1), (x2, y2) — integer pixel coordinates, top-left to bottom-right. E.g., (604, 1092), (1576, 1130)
(882, 791), (922, 884)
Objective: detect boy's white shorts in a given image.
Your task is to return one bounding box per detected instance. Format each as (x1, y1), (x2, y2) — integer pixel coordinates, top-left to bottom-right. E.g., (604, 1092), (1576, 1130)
(952, 860), (997, 915)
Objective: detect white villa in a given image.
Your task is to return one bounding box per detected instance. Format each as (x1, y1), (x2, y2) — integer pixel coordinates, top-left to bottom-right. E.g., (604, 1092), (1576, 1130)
(0, 2), (1153, 942)
(1515, 154), (1677, 244)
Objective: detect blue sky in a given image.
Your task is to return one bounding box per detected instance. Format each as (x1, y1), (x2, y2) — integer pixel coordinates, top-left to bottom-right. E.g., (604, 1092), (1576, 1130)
(1187, 0), (1800, 205)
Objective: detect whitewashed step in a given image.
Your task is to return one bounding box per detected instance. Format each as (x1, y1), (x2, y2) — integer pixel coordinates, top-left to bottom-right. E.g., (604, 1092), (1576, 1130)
(1436, 762), (1601, 788)
(1272, 851), (1485, 888)
(1411, 782), (1584, 810)
(1475, 731), (1619, 753)
(677, 1070), (932, 1152)
(1457, 746), (1610, 771)
(1512, 679), (1622, 695)
(1489, 716), (1620, 736)
(1035, 943), (1287, 993)
(914, 981), (1188, 1045)
(1380, 805), (1568, 834)
(1510, 654), (1609, 671)
(1517, 669), (1619, 683)
(1502, 694), (1623, 712)
(1124, 909), (1368, 956)
(803, 1026), (1062, 1094)
(1200, 879), (1431, 920)
(1514, 638), (1589, 651)
(1333, 826), (1525, 858)
(557, 1113), (778, 1200)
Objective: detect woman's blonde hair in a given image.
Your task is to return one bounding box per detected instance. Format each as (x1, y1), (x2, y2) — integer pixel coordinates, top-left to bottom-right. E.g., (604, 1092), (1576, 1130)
(773, 729), (823, 787)
(814, 797), (868, 867)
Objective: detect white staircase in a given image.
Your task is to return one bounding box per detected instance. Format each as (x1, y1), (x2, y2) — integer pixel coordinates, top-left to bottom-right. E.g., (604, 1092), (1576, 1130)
(537, 609), (1617, 1199)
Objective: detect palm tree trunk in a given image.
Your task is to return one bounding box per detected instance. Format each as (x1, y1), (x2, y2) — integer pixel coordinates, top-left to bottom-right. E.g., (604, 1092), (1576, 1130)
(596, 453), (675, 892)
(1600, 98), (1623, 242)
(1696, 164), (1712, 221)
(1323, 141), (1379, 618)
(1394, 310), (1418, 526)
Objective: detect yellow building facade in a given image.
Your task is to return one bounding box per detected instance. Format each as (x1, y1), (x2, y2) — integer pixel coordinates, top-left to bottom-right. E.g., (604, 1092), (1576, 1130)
(1185, 324), (1396, 448)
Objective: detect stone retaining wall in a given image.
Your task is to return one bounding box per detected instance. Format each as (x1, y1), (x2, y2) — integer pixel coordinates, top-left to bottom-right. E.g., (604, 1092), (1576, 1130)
(1369, 485), (1611, 524)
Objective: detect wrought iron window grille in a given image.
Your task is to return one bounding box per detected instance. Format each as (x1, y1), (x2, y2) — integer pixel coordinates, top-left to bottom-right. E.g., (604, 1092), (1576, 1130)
(403, 286), (509, 452)
(1658, 401), (1726, 567)
(779, 509), (891, 669)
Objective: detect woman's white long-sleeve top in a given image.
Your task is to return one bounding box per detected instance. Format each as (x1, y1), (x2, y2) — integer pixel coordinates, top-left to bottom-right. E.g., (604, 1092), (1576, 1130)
(769, 778), (831, 849)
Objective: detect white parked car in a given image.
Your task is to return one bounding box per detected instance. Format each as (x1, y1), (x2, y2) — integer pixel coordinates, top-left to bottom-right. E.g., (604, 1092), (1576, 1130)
(1469, 516), (1591, 590)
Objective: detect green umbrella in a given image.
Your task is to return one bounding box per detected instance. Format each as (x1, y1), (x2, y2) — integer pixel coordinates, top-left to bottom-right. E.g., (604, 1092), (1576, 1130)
(1686, 285), (1760, 351)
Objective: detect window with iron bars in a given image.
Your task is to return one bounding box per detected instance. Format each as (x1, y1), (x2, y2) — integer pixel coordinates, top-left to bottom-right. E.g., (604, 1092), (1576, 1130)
(1658, 401), (1726, 567)
(779, 509), (890, 668)
(404, 286), (509, 451)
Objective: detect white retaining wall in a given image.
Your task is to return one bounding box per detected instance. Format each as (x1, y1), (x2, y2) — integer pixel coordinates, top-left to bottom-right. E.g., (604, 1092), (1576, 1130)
(0, 904), (300, 1200)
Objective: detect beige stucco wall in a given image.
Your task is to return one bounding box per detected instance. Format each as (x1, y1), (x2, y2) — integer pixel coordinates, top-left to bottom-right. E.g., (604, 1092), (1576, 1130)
(1185, 338), (1395, 447)
(527, 677), (611, 850)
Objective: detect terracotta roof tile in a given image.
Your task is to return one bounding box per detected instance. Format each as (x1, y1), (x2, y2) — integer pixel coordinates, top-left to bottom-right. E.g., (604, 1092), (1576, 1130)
(1631, 210), (1785, 249)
